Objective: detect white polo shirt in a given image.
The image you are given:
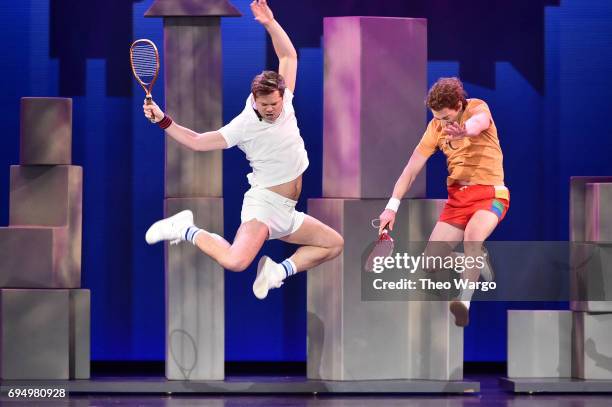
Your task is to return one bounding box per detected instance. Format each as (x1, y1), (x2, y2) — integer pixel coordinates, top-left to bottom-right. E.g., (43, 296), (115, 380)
(218, 89), (309, 188)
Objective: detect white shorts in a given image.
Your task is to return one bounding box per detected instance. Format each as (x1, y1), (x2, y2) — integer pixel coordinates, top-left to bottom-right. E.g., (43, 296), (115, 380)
(241, 186), (306, 240)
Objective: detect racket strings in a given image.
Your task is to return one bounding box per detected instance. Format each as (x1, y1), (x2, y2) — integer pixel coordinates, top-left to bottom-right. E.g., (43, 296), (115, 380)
(131, 44), (158, 85)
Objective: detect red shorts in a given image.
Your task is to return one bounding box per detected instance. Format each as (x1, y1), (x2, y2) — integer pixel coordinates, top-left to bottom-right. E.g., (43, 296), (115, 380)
(439, 184), (510, 229)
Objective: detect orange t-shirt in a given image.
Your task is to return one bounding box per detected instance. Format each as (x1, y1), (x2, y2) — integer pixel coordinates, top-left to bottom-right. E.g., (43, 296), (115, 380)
(416, 99), (505, 186)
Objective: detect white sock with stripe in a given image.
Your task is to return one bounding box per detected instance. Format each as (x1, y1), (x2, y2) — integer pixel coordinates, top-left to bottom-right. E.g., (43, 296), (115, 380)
(279, 259), (297, 280)
(184, 227), (225, 246)
(183, 226), (203, 245)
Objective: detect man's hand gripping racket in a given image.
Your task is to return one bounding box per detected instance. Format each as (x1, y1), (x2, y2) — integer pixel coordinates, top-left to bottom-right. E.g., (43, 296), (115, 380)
(130, 39), (162, 123)
(364, 209), (396, 273)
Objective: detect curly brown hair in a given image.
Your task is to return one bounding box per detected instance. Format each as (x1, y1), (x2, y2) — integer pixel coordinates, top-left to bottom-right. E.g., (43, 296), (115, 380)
(251, 70), (286, 99)
(425, 77), (468, 111)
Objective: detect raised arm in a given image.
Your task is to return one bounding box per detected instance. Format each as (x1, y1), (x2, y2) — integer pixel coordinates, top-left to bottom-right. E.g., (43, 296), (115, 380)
(444, 111), (491, 141)
(378, 150), (429, 234)
(250, 0), (297, 92)
(143, 99), (228, 152)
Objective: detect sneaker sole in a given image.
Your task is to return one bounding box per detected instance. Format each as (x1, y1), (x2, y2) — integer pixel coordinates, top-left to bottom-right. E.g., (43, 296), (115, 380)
(253, 256), (273, 300)
(450, 301), (469, 327)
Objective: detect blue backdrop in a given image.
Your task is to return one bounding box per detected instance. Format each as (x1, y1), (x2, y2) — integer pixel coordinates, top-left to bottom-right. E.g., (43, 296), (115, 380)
(1, 0), (611, 362)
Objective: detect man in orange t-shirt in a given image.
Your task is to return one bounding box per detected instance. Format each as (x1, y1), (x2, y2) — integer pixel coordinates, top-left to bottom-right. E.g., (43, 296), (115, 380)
(378, 77), (509, 327)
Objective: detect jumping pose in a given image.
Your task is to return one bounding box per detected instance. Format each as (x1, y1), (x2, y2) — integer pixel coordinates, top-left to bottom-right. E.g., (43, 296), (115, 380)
(378, 77), (509, 326)
(143, 0), (343, 299)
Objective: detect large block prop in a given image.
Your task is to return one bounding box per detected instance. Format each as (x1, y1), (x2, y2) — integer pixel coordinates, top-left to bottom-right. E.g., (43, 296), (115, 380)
(572, 312), (612, 380)
(0, 289), (89, 380)
(70, 289), (91, 379)
(145, 0), (240, 380)
(322, 17), (427, 199)
(0, 97), (89, 381)
(165, 198), (224, 380)
(585, 183), (612, 242)
(146, 1), (240, 198)
(571, 243), (612, 312)
(571, 182), (612, 312)
(0, 166), (82, 288)
(9, 165), (82, 228)
(0, 226), (69, 287)
(20, 97), (72, 165)
(571, 177), (612, 242)
(163, 19), (224, 198)
(307, 198), (462, 380)
(507, 311), (572, 378)
(571, 183), (612, 312)
(570, 177), (612, 312)
(505, 177), (612, 391)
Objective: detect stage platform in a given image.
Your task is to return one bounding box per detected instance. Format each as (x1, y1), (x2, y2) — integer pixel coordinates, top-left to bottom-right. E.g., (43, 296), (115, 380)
(500, 377), (612, 393)
(1, 376), (480, 395)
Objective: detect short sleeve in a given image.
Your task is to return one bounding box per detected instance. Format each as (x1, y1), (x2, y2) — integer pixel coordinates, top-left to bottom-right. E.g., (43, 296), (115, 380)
(283, 88), (294, 105)
(468, 100), (493, 126)
(218, 113), (246, 148)
(415, 120), (439, 158)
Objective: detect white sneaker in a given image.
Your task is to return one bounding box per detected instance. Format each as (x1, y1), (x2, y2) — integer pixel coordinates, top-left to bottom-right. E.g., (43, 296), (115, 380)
(253, 256), (284, 300)
(480, 246), (495, 282)
(145, 210), (194, 245)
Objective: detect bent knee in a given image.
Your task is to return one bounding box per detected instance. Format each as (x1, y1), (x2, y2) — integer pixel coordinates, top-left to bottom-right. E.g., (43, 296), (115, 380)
(462, 231), (485, 245)
(328, 232), (344, 259)
(221, 256), (252, 272)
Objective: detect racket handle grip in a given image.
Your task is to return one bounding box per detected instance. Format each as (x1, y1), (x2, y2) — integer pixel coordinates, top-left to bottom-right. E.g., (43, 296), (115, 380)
(145, 94), (156, 123)
(380, 229), (393, 242)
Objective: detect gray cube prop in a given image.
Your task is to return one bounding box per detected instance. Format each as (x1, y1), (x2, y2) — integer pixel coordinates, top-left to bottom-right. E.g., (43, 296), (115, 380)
(322, 17), (427, 199)
(307, 198), (462, 380)
(20, 97), (72, 165)
(507, 311), (572, 378)
(573, 312), (612, 380)
(0, 226), (74, 287)
(585, 183), (612, 242)
(571, 243), (612, 312)
(165, 198), (224, 380)
(145, 0), (240, 17)
(10, 165), (83, 229)
(570, 177), (612, 242)
(146, 1), (241, 198)
(0, 165), (82, 288)
(0, 289), (89, 380)
(162, 17), (230, 198)
(0, 289), (69, 379)
(70, 289), (90, 379)
(570, 178), (612, 312)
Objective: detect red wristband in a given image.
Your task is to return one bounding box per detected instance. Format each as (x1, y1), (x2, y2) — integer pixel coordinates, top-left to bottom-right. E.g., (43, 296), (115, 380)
(158, 115), (173, 130)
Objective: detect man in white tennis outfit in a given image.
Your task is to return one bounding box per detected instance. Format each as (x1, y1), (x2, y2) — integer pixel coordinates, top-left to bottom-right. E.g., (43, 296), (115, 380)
(142, 0), (344, 299)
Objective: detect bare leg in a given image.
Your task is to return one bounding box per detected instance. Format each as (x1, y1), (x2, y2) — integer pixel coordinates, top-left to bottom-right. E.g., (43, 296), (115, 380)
(252, 215), (343, 299)
(461, 210), (500, 285)
(193, 219), (269, 272)
(280, 215), (344, 272)
(424, 221), (465, 272)
(450, 210), (500, 326)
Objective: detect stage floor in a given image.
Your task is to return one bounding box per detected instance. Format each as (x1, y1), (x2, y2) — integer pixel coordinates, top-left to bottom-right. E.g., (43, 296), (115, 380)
(1, 375), (479, 394)
(3, 374), (612, 406)
(500, 377), (612, 393)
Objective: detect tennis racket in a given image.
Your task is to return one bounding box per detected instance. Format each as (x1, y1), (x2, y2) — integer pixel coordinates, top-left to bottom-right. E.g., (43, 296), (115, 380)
(364, 219), (395, 273)
(130, 39), (160, 123)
